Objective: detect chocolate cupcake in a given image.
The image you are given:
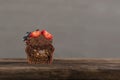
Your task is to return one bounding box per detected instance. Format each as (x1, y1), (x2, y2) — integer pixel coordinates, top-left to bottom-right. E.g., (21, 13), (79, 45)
(23, 29), (54, 64)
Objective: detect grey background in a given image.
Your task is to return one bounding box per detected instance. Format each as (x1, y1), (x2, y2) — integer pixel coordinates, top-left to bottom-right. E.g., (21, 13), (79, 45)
(0, 0), (120, 58)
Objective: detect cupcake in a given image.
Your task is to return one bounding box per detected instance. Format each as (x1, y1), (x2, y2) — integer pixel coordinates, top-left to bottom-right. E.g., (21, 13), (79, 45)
(23, 29), (55, 64)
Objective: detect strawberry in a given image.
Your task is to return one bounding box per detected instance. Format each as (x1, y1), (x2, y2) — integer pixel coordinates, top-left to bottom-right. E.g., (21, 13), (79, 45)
(41, 30), (53, 40)
(29, 29), (41, 38)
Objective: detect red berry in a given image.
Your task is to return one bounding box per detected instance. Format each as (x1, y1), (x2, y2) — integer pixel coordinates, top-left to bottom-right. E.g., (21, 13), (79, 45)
(30, 30), (41, 38)
(41, 30), (53, 40)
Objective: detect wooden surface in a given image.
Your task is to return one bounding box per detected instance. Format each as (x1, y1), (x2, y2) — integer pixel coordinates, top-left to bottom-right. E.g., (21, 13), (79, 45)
(0, 58), (120, 80)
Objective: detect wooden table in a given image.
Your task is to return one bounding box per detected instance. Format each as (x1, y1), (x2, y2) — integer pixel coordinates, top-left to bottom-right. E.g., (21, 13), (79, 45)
(0, 58), (120, 80)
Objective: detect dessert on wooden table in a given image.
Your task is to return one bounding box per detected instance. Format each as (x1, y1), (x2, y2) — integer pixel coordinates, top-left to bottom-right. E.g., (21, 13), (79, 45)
(23, 29), (54, 64)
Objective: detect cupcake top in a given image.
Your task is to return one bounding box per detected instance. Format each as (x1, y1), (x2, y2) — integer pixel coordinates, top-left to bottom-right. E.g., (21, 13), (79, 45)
(23, 29), (53, 46)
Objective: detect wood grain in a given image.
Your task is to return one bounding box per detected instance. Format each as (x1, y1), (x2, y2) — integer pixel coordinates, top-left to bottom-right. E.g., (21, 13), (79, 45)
(0, 58), (120, 80)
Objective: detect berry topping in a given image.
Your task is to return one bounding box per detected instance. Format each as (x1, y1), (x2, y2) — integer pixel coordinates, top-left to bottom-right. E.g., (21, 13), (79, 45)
(41, 30), (53, 40)
(29, 29), (41, 38)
